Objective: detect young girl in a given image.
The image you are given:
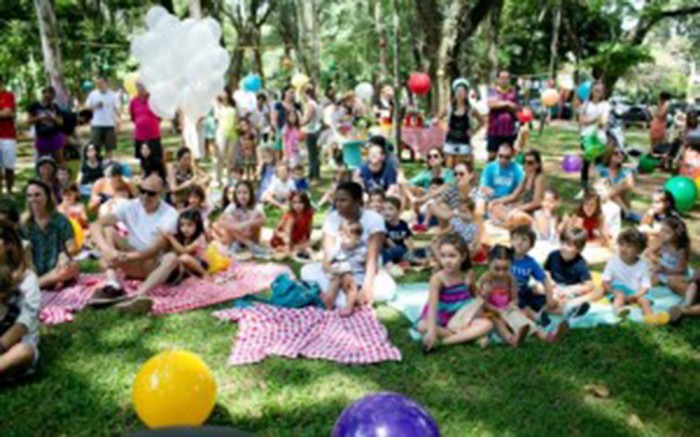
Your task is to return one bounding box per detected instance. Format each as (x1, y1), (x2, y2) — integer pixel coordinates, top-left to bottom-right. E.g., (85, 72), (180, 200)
(640, 189), (677, 251)
(78, 143), (104, 197)
(237, 132), (258, 181)
(186, 185), (211, 226)
(270, 191), (314, 257)
(161, 210), (210, 280)
(58, 184), (88, 231)
(651, 216), (691, 295)
(219, 184), (236, 213)
(323, 220), (365, 316)
(257, 146), (276, 201)
(478, 245), (530, 347)
(533, 189), (563, 244)
(430, 196), (483, 256)
(212, 180), (266, 254)
(283, 109), (302, 165)
(417, 233), (492, 351)
(563, 188), (609, 246)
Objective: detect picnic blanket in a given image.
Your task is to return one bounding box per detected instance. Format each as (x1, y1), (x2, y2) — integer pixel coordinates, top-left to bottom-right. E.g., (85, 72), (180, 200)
(40, 263), (291, 325)
(387, 282), (684, 341)
(213, 305), (402, 365)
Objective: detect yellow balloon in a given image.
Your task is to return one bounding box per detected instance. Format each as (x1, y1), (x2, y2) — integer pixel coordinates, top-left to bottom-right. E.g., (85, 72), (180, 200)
(541, 88), (559, 107)
(124, 72), (139, 97)
(69, 218), (85, 250)
(206, 243), (231, 273)
(591, 271), (603, 291)
(133, 350), (217, 429)
(291, 73), (310, 90)
(695, 176), (700, 193)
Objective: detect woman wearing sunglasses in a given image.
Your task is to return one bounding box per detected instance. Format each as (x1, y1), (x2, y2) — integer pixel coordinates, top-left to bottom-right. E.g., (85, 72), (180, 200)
(400, 147), (456, 214)
(488, 149), (546, 229)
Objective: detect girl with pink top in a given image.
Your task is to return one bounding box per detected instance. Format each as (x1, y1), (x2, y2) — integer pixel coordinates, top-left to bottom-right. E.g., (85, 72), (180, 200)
(283, 109), (302, 165)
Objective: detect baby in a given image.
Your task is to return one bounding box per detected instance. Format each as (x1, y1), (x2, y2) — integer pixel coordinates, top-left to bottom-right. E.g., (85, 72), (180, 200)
(323, 220), (366, 316)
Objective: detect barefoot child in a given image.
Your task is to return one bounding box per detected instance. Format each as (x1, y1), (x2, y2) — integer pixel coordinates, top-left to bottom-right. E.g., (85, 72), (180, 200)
(417, 233), (492, 351)
(58, 183), (88, 230)
(533, 189), (563, 244)
(323, 220), (365, 316)
(651, 216), (691, 295)
(161, 209), (210, 280)
(270, 191), (314, 257)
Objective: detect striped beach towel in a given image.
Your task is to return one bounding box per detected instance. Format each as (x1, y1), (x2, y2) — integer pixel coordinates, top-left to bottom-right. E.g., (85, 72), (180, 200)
(40, 262), (290, 325)
(213, 305), (402, 365)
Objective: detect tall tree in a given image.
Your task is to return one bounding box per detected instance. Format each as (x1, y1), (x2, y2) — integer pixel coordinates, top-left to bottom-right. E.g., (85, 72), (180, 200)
(371, 0), (389, 80)
(34, 0), (68, 106)
(298, 0), (320, 84)
(548, 0), (562, 79)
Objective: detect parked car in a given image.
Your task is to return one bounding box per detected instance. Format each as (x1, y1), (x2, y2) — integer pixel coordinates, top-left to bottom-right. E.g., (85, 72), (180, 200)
(621, 104), (652, 128)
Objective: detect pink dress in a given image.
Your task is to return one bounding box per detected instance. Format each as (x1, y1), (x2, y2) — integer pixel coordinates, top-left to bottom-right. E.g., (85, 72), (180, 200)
(283, 126), (301, 164)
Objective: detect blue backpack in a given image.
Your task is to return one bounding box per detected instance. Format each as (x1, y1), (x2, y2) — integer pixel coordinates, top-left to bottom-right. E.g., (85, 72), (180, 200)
(265, 274), (324, 309)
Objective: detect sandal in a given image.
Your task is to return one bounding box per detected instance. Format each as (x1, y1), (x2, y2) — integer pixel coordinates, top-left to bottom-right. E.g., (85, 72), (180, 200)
(89, 283), (128, 307)
(116, 297), (154, 315)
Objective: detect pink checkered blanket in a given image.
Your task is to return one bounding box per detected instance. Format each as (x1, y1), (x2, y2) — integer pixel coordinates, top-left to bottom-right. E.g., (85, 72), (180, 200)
(40, 263), (291, 325)
(213, 305), (402, 365)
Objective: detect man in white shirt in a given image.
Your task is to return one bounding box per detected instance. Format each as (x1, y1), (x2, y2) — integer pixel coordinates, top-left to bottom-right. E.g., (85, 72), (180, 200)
(86, 77), (120, 160)
(90, 173), (180, 314)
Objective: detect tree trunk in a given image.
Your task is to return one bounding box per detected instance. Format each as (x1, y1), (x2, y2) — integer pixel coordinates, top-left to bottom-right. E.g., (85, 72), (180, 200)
(548, 0), (562, 79)
(189, 0), (202, 18)
(486, 1), (502, 82)
(33, 0), (68, 107)
(413, 0), (442, 113)
(253, 29), (265, 85)
(391, 0), (402, 154)
(372, 0), (389, 80)
(297, 0), (319, 85)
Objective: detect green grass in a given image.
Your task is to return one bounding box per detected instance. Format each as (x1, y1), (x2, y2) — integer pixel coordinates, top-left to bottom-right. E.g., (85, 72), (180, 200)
(2, 126), (699, 436)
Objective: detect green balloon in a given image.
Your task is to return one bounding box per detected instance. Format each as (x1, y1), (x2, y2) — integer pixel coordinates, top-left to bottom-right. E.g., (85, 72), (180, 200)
(515, 153), (524, 164)
(664, 176), (697, 213)
(638, 155), (659, 174)
(582, 134), (605, 161)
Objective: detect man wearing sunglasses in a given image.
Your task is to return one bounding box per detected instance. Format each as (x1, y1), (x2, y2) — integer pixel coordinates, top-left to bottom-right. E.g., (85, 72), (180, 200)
(89, 173), (179, 313)
(479, 143), (524, 204)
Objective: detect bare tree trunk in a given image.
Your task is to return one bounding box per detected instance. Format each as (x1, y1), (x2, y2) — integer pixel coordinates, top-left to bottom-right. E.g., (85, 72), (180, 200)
(548, 0), (562, 79)
(436, 1), (463, 110)
(391, 0), (402, 155)
(486, 2), (502, 82)
(372, 0), (389, 80)
(298, 0), (319, 85)
(189, 0), (202, 18)
(413, 0), (442, 113)
(34, 0), (68, 107)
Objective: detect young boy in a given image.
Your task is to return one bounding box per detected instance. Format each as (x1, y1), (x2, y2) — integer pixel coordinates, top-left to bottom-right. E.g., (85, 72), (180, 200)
(228, 166), (244, 187)
(261, 161), (296, 209)
(510, 225), (550, 319)
(382, 196), (415, 274)
(367, 187), (386, 214)
(602, 228), (667, 324)
(292, 163), (309, 193)
(431, 196), (482, 255)
(544, 227), (596, 317)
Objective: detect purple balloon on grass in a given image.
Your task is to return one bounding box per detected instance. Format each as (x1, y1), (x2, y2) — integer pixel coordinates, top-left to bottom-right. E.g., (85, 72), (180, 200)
(333, 392), (440, 437)
(562, 154), (583, 173)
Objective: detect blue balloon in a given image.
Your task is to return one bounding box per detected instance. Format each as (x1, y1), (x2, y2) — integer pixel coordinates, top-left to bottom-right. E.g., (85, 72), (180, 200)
(333, 392), (440, 437)
(242, 74), (262, 92)
(577, 81), (591, 101)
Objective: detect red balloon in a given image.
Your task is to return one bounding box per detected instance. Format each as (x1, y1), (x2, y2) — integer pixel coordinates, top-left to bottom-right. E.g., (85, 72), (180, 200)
(518, 108), (533, 123)
(408, 73), (431, 95)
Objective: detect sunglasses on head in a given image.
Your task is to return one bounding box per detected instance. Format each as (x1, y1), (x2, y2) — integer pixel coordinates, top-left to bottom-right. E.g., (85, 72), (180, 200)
(138, 186), (159, 197)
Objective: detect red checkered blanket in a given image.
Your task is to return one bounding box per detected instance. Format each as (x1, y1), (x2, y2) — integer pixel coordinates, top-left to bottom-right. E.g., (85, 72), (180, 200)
(40, 263), (290, 325)
(213, 305), (402, 365)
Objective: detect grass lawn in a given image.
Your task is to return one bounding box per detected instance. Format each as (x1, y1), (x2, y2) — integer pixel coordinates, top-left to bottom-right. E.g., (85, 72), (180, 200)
(1, 125), (699, 436)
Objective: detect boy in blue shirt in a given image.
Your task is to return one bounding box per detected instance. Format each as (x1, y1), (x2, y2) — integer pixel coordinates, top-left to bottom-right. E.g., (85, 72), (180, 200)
(510, 225), (549, 318)
(381, 196), (416, 274)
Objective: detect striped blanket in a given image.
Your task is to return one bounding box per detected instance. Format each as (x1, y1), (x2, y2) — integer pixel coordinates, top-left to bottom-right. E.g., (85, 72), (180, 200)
(40, 263), (290, 325)
(214, 305), (402, 365)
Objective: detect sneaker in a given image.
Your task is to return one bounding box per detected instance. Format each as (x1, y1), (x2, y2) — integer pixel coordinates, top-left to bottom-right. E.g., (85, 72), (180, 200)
(412, 223), (428, 233)
(116, 296), (154, 315)
(538, 311), (552, 328)
(565, 302), (591, 319)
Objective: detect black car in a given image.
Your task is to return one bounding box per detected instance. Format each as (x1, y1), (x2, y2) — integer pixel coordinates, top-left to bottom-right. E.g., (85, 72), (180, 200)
(621, 105), (651, 128)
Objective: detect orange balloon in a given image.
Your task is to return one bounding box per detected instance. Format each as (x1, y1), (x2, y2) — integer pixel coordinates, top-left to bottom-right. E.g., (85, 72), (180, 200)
(541, 88), (559, 107)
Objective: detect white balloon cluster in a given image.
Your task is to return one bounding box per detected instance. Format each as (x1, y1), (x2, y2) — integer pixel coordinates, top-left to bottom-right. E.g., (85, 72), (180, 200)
(130, 6), (230, 120)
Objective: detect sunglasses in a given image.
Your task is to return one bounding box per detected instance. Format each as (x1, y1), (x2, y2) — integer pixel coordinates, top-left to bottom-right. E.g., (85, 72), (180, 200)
(524, 160), (536, 165)
(138, 186), (159, 197)
(427, 154), (441, 160)
(455, 171), (466, 177)
(498, 154), (512, 160)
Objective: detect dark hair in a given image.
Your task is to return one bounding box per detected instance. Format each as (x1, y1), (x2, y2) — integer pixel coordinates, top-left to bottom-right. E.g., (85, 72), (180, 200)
(293, 163), (304, 172)
(489, 244), (513, 262)
(0, 219), (27, 273)
(304, 85), (317, 100)
(24, 179), (56, 222)
(234, 180), (257, 210)
(42, 86), (56, 96)
(221, 184), (236, 211)
(285, 108), (301, 128)
(367, 135), (387, 154)
(451, 84), (470, 110)
(662, 215), (690, 254)
(188, 184), (206, 203)
(176, 147), (191, 161)
(659, 91), (671, 102)
(0, 264), (15, 297)
(368, 187), (386, 200)
(436, 233), (472, 272)
(340, 219), (363, 237)
(140, 143), (165, 180)
(560, 227), (588, 251)
(578, 188), (602, 220)
(459, 196), (476, 213)
(511, 225), (536, 247)
(617, 228), (647, 253)
(219, 87), (235, 107)
(655, 189), (676, 215)
(335, 181), (364, 204)
(430, 177), (445, 186)
(290, 191), (313, 214)
(106, 161), (123, 177)
(63, 183), (80, 197)
(82, 143), (102, 163)
(385, 196), (401, 210)
(0, 197), (19, 223)
(175, 209), (205, 245)
(523, 149), (543, 174)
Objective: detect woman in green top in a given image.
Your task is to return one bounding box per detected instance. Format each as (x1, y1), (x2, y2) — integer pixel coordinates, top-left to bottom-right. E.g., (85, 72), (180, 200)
(399, 146), (456, 214)
(21, 180), (79, 290)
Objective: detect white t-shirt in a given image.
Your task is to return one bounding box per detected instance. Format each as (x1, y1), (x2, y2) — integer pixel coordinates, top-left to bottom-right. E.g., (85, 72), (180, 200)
(114, 199), (178, 251)
(264, 176), (297, 201)
(86, 89), (120, 127)
(15, 270), (40, 337)
(323, 208), (386, 259)
(602, 200), (621, 240)
(602, 256), (652, 292)
(580, 100), (610, 138)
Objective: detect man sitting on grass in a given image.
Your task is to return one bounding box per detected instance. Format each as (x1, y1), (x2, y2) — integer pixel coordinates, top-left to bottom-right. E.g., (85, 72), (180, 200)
(89, 173), (179, 314)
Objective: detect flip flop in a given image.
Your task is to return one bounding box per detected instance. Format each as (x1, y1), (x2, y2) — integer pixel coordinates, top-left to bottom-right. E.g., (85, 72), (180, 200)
(116, 297), (154, 315)
(89, 285), (129, 308)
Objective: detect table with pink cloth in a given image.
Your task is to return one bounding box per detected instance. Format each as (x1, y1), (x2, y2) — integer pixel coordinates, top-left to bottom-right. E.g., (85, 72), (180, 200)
(400, 126), (446, 157)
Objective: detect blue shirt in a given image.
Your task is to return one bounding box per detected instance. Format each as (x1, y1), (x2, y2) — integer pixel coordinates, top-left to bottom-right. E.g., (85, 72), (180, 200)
(385, 219), (412, 248)
(358, 161), (398, 192)
(544, 250), (591, 286)
(596, 165), (633, 185)
(511, 254), (546, 293)
(479, 161), (524, 199)
(294, 177), (310, 192)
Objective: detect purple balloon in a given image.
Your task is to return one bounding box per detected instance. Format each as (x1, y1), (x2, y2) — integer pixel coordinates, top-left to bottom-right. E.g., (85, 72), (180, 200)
(562, 154), (583, 173)
(333, 392), (440, 437)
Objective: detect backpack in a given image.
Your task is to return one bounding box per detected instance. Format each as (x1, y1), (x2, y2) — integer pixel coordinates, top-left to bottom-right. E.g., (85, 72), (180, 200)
(265, 274), (324, 309)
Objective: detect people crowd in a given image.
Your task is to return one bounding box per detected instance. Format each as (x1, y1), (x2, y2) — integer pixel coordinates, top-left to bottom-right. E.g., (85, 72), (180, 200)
(0, 70), (699, 379)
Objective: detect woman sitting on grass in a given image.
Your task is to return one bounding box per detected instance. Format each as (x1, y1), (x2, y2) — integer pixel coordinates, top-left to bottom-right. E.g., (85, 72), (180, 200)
(21, 180), (80, 290)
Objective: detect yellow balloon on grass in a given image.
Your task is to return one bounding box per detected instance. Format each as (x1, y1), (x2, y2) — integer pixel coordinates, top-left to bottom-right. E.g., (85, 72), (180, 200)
(124, 72), (139, 97)
(133, 350), (217, 429)
(69, 218), (85, 250)
(541, 88), (559, 107)
(206, 243), (231, 273)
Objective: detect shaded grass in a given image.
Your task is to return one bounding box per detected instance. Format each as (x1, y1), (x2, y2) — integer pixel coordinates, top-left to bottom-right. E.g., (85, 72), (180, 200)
(1, 125), (699, 436)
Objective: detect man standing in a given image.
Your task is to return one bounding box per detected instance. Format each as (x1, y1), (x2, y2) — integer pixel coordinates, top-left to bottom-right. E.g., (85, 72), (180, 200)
(86, 77), (120, 160)
(27, 86), (64, 163)
(487, 70), (519, 162)
(0, 77), (16, 194)
(129, 82), (162, 161)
